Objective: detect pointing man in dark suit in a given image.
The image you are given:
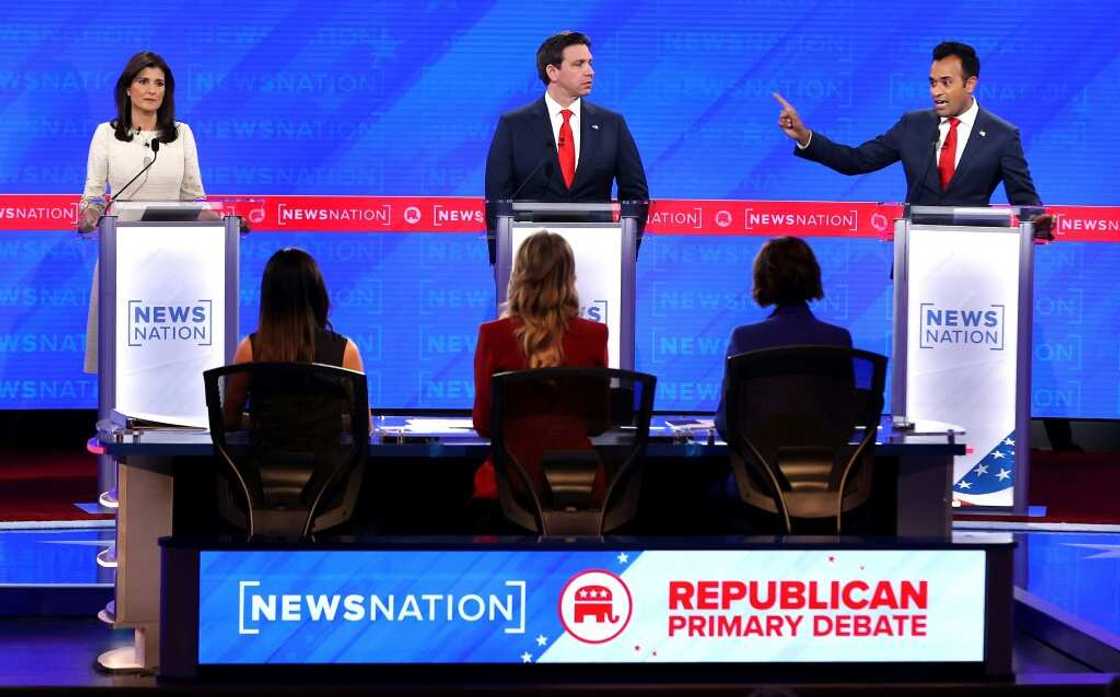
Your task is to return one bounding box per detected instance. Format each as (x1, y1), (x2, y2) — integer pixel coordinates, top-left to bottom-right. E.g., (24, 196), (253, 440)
(484, 31), (649, 261)
(774, 41), (1042, 209)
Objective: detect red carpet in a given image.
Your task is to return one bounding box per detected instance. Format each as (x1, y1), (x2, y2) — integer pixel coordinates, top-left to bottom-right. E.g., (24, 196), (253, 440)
(955, 449), (1120, 524)
(0, 449), (112, 522)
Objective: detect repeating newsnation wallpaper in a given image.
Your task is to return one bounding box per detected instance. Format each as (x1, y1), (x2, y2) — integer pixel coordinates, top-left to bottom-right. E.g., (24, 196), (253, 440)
(0, 1), (1118, 415)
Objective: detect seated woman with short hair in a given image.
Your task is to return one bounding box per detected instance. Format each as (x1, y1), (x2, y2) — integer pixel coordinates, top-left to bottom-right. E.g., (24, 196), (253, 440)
(714, 236), (851, 438)
(224, 248), (363, 425)
(471, 230), (608, 502)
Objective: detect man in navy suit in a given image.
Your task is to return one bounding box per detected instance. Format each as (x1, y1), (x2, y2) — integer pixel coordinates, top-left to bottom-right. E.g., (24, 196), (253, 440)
(484, 31), (649, 261)
(714, 237), (851, 439)
(774, 41), (1041, 207)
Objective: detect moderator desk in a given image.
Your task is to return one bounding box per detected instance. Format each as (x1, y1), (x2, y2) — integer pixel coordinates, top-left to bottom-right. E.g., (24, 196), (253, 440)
(159, 533), (1014, 682)
(99, 414), (965, 671)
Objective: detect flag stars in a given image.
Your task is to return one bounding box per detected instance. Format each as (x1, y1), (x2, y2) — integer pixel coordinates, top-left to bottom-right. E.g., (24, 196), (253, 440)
(957, 480), (972, 489)
(996, 468), (1011, 481)
(973, 464), (989, 475)
(520, 651), (533, 663)
(1004, 438), (1015, 446)
(536, 635), (548, 647)
(991, 451), (1005, 459)
(617, 552), (630, 565)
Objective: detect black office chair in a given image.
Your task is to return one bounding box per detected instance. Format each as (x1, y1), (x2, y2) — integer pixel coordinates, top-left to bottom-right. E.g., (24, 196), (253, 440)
(203, 362), (369, 539)
(489, 367), (656, 537)
(723, 345), (887, 534)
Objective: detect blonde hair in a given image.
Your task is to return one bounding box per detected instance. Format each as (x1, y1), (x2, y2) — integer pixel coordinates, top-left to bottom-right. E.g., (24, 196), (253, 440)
(504, 231), (580, 368)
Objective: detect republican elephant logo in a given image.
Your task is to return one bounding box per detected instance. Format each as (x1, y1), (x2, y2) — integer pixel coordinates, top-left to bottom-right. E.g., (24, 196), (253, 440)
(559, 569), (633, 644)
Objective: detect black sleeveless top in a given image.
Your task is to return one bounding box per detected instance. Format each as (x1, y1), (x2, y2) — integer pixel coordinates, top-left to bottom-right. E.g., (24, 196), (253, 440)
(248, 329), (348, 366)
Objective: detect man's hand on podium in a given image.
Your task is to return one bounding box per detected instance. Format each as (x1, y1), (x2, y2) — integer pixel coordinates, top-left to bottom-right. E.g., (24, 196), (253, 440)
(1031, 213), (1055, 243)
(773, 92), (811, 147)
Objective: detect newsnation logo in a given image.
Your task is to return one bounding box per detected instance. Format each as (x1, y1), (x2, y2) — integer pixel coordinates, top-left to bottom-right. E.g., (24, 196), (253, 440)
(127, 300), (213, 347)
(919, 303), (1004, 350)
(237, 578), (527, 636)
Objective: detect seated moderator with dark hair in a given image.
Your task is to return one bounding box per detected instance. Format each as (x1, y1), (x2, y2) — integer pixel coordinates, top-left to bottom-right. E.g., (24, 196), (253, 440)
(223, 248), (365, 425)
(714, 236), (853, 438)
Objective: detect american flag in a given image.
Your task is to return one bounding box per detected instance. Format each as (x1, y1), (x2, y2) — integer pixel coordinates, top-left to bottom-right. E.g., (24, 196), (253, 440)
(953, 432), (1016, 496)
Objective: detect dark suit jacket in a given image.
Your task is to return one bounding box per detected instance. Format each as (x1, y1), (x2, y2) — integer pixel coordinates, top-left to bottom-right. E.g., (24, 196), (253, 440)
(714, 303), (852, 439)
(484, 97), (649, 249)
(472, 316), (609, 499)
(795, 106), (1041, 206)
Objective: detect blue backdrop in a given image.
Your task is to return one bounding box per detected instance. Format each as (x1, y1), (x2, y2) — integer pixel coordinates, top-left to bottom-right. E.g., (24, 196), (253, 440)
(0, 1), (1117, 416)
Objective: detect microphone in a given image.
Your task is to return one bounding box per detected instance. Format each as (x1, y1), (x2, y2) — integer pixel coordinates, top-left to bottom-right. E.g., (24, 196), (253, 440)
(904, 124), (940, 211)
(508, 141), (558, 202)
(108, 138), (161, 206)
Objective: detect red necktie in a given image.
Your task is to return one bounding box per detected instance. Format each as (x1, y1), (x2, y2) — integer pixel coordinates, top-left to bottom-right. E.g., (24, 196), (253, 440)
(558, 109), (575, 188)
(938, 117), (960, 191)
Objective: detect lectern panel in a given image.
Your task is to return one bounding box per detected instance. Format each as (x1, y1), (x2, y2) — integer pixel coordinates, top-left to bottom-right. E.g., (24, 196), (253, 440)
(113, 224), (227, 427)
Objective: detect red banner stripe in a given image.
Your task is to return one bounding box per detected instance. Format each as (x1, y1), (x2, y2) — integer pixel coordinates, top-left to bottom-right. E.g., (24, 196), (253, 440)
(1, 194), (1117, 242)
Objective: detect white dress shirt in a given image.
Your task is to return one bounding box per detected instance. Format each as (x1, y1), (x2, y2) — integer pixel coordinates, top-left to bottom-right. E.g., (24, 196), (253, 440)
(938, 98), (979, 168)
(544, 92), (582, 169)
(82, 121), (205, 202)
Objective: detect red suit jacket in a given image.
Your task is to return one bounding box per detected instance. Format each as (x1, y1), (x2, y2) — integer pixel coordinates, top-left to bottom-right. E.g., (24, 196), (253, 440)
(472, 316), (609, 499)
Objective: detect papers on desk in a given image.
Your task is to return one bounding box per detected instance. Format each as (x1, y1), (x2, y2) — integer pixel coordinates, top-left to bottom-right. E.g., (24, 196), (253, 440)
(664, 418), (715, 430)
(383, 417), (477, 438)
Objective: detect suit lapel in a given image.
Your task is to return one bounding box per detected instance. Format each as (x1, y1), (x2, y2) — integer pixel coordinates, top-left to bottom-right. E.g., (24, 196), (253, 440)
(948, 108), (988, 193)
(918, 110), (942, 200)
(574, 100), (598, 190)
(533, 98), (563, 194)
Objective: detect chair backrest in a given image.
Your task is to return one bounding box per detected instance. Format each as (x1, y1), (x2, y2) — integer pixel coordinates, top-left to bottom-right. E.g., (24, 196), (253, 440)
(489, 367), (656, 537)
(723, 345), (887, 534)
(203, 362), (369, 539)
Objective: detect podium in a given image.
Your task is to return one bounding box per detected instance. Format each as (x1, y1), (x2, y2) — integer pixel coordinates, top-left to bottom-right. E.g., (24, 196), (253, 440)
(97, 200), (240, 428)
(491, 201), (642, 369)
(93, 201), (240, 671)
(891, 206), (1037, 512)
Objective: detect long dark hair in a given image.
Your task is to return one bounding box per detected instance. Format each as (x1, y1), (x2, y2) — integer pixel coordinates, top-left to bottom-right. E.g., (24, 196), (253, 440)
(256, 248), (331, 363)
(111, 51), (179, 144)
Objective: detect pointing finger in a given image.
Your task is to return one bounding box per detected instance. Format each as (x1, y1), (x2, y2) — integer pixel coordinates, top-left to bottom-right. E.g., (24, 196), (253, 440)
(772, 91), (795, 111)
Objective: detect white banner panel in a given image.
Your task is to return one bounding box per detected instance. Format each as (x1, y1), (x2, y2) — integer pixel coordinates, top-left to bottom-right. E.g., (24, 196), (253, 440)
(905, 226), (1021, 507)
(540, 549), (987, 663)
(511, 224), (621, 368)
(115, 225), (227, 427)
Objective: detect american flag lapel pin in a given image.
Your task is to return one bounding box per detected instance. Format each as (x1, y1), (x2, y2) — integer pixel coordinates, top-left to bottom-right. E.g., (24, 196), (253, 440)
(979, 130), (986, 137)
(591, 123), (600, 130)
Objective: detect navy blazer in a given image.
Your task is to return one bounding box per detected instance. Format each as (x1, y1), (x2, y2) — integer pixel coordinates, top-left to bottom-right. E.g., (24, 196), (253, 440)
(484, 97), (649, 237)
(714, 303), (852, 438)
(795, 106), (1041, 206)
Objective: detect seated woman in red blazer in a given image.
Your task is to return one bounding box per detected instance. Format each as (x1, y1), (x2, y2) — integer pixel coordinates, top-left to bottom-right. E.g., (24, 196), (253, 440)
(471, 231), (609, 501)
